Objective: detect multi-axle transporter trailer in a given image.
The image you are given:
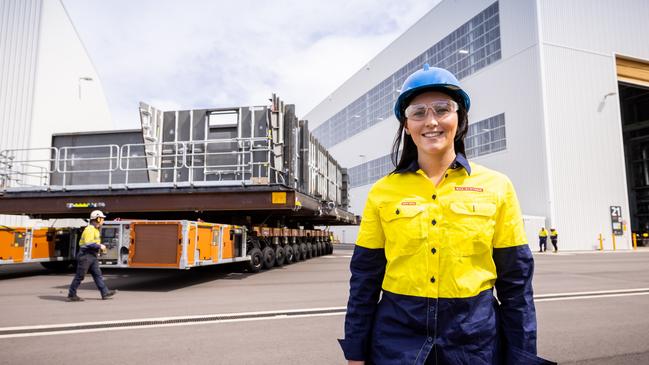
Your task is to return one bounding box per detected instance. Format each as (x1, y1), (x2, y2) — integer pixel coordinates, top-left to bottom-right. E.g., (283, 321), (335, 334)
(0, 95), (353, 271)
(98, 220), (333, 271)
(0, 226), (78, 270)
(0, 220), (333, 271)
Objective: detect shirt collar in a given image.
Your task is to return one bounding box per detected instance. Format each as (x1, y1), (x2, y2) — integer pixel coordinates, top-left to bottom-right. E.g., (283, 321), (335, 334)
(394, 153), (471, 175)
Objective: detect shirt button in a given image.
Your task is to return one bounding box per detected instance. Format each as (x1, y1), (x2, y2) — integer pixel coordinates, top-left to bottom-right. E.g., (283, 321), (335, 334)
(430, 276), (436, 283)
(431, 247), (437, 254)
(427, 337), (433, 342)
(431, 219), (437, 226)
(445, 174), (448, 178)
(432, 194), (436, 200)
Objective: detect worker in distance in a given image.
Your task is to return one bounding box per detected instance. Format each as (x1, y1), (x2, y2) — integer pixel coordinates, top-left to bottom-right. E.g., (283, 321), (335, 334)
(67, 210), (117, 301)
(339, 64), (554, 364)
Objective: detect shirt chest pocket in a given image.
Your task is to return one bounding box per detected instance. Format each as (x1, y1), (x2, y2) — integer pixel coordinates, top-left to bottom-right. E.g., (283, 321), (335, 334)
(379, 204), (428, 256)
(445, 200), (497, 256)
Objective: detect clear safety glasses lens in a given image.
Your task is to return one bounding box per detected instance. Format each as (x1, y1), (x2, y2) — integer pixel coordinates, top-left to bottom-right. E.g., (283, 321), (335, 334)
(405, 100), (458, 121)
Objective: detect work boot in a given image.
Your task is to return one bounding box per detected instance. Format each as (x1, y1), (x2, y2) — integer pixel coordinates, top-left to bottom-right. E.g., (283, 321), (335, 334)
(67, 295), (84, 302)
(102, 290), (117, 300)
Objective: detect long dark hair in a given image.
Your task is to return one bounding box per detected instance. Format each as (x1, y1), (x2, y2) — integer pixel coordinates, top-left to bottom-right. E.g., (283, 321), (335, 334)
(391, 94), (469, 173)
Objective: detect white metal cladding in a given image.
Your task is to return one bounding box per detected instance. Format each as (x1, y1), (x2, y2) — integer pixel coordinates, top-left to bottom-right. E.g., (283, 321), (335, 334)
(328, 41), (548, 220)
(312, 2), (502, 149)
(539, 0), (649, 58)
(0, 0), (41, 154)
(541, 47), (632, 250)
(0, 0), (43, 227)
(311, 0), (551, 246)
(535, 0), (649, 250)
(0, 0), (113, 227)
(307, 0), (649, 250)
(305, 0), (500, 129)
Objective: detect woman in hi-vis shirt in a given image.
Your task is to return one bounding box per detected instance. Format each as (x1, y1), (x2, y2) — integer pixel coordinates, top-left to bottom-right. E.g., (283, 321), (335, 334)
(339, 65), (554, 365)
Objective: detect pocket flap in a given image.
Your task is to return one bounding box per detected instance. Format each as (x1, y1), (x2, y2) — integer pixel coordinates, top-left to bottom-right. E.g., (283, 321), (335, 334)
(380, 204), (426, 222)
(450, 201), (496, 217)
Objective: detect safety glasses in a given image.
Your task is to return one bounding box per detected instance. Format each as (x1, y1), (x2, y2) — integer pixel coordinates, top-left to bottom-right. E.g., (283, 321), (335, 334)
(404, 100), (458, 121)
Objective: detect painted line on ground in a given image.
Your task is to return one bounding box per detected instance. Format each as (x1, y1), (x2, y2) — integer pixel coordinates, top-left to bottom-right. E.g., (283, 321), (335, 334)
(2, 288), (649, 339)
(535, 291), (649, 302)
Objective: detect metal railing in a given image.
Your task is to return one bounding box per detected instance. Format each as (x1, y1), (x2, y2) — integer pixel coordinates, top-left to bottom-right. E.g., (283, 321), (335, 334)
(0, 148), (57, 190)
(0, 137), (285, 191)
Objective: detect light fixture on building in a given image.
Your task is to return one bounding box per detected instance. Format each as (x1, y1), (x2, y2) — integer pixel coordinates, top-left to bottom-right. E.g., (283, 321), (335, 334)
(597, 92), (617, 112)
(459, 49), (469, 54)
(78, 77), (94, 99)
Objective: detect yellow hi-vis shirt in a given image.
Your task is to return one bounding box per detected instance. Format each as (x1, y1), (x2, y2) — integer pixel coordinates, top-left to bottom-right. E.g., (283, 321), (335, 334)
(340, 154), (547, 365)
(340, 156), (543, 363)
(356, 160), (527, 299)
(79, 225), (101, 247)
(539, 229), (548, 237)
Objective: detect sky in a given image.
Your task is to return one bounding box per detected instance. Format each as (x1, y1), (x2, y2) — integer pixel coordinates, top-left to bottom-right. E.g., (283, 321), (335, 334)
(62, 0), (440, 129)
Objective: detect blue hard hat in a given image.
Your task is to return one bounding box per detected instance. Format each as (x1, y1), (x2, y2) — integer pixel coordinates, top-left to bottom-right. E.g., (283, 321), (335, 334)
(394, 64), (471, 122)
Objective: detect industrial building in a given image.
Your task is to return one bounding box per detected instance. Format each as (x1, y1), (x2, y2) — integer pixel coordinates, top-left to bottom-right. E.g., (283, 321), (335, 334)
(0, 0), (113, 226)
(305, 0), (649, 250)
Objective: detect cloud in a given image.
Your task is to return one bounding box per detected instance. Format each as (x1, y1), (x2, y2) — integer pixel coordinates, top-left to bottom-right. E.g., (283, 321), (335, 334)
(62, 0), (440, 129)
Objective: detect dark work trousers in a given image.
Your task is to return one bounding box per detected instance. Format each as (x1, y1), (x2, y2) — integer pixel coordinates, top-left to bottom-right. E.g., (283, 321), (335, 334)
(539, 237), (547, 252)
(68, 252), (109, 297)
(551, 238), (558, 251)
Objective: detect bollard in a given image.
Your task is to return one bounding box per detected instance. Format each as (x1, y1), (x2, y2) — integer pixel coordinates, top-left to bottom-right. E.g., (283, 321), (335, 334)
(612, 234), (617, 251)
(598, 233), (603, 251)
(633, 233), (638, 250)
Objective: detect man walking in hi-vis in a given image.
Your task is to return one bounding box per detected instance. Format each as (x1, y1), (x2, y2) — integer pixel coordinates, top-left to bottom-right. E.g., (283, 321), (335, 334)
(67, 210), (116, 301)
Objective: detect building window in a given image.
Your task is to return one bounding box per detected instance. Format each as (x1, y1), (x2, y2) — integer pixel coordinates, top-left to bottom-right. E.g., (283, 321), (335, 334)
(348, 112), (506, 188)
(348, 154), (393, 188)
(313, 1), (501, 149)
(465, 113), (506, 158)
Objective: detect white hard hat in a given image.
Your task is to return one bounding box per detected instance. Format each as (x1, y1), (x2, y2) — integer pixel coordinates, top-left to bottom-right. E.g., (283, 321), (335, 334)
(90, 210), (106, 219)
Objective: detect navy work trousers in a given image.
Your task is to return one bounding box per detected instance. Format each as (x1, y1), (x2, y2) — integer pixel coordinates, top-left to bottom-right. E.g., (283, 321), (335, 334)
(539, 237), (547, 252)
(68, 252), (109, 297)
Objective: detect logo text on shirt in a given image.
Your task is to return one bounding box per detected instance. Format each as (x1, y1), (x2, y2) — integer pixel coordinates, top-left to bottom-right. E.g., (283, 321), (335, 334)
(454, 187), (484, 192)
(401, 201), (418, 206)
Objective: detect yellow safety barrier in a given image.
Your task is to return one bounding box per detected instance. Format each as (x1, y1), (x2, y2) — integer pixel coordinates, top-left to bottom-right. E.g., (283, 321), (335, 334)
(612, 234), (617, 251)
(633, 233), (638, 250)
(598, 233), (603, 251)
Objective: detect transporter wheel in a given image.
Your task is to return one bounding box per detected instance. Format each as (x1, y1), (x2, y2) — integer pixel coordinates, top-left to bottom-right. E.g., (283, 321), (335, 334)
(275, 246), (286, 267)
(327, 242), (333, 255)
(318, 242), (324, 256)
(284, 245), (294, 264)
(300, 243), (308, 259)
(306, 242), (313, 259)
(292, 244), (301, 261)
(246, 248), (263, 273)
(261, 246), (276, 270)
(311, 242), (317, 257)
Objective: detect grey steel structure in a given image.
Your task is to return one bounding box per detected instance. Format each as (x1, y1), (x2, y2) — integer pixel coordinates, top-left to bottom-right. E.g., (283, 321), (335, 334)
(0, 95), (354, 227)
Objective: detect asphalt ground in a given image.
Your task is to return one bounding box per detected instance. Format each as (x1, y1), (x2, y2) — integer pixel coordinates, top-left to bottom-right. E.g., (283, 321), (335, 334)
(1, 247), (648, 364)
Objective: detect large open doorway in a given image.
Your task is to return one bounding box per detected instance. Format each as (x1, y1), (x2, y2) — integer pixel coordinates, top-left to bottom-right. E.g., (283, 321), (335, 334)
(618, 57), (649, 239)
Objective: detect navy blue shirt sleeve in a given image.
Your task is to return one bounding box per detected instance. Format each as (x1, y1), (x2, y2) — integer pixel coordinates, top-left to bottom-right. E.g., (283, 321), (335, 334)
(493, 245), (538, 353)
(339, 245), (387, 361)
